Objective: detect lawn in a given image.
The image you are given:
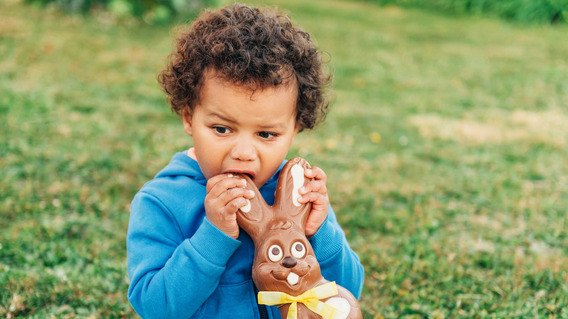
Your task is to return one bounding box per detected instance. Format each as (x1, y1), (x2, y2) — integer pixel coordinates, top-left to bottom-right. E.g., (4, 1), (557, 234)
(1, 0), (567, 317)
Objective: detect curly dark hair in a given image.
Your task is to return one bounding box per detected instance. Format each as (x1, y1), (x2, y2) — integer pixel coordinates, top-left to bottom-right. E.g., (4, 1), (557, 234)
(158, 3), (331, 131)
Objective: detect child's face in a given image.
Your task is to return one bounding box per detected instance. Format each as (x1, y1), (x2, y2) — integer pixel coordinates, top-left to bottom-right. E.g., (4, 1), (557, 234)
(183, 70), (299, 188)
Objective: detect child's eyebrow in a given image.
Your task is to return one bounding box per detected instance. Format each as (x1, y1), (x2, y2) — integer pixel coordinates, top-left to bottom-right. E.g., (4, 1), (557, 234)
(258, 123), (287, 131)
(207, 112), (288, 131)
(206, 112), (236, 124)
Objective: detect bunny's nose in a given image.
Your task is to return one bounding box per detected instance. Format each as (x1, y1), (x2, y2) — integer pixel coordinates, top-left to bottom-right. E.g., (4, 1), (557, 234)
(282, 256), (297, 268)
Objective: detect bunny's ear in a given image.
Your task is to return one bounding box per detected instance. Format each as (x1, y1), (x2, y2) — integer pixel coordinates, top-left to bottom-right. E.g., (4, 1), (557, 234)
(235, 174), (271, 238)
(273, 157), (312, 230)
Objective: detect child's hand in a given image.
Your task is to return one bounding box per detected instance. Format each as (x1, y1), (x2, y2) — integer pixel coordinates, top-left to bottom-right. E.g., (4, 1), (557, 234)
(298, 166), (329, 237)
(204, 174), (255, 239)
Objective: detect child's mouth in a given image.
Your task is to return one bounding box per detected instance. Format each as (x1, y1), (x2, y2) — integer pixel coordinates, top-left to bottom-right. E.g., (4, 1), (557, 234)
(226, 170), (255, 180)
(241, 173), (254, 180)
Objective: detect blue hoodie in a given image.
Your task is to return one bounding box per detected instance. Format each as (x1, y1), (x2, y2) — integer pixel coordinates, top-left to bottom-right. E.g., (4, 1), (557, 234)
(127, 152), (364, 318)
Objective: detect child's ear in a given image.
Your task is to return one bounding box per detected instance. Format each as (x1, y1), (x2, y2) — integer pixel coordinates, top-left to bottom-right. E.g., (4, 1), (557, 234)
(182, 109), (193, 136)
(291, 121), (300, 141)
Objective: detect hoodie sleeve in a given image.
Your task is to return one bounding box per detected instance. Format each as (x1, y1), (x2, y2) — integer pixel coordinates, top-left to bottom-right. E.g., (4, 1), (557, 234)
(127, 190), (241, 319)
(309, 205), (365, 299)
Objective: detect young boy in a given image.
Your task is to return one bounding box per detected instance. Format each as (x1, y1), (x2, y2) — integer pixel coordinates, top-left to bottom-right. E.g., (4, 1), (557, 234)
(127, 4), (364, 318)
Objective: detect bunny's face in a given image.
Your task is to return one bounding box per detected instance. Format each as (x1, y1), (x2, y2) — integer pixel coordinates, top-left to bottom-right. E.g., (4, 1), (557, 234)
(252, 223), (322, 293)
(237, 157), (364, 319)
(236, 157), (325, 293)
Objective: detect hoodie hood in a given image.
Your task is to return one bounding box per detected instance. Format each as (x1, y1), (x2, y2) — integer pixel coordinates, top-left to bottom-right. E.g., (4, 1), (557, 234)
(155, 152), (207, 185)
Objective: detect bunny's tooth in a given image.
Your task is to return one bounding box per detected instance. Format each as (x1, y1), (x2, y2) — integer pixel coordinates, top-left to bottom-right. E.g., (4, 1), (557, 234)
(291, 164), (304, 207)
(287, 272), (299, 286)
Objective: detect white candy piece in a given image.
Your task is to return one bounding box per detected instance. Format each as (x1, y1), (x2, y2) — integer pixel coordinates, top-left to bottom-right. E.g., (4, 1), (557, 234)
(287, 272), (299, 286)
(324, 297), (350, 319)
(291, 164), (304, 207)
(240, 199), (251, 213)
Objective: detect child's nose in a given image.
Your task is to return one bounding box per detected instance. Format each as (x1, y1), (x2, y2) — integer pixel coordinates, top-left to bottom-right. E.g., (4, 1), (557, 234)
(230, 140), (257, 161)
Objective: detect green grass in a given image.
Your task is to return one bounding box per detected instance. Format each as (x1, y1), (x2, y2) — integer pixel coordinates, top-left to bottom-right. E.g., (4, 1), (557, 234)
(1, 0), (568, 317)
(362, 0), (568, 24)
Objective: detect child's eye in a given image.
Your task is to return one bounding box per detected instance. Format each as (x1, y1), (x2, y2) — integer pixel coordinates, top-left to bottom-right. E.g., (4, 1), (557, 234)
(258, 131), (277, 139)
(213, 126), (230, 134)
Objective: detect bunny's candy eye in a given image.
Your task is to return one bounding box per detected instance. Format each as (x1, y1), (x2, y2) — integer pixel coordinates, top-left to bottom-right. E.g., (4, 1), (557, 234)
(268, 245), (283, 262)
(291, 242), (306, 259)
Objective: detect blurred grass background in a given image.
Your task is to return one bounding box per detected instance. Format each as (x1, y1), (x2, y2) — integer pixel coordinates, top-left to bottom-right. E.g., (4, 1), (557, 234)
(364, 0), (568, 24)
(1, 0), (568, 317)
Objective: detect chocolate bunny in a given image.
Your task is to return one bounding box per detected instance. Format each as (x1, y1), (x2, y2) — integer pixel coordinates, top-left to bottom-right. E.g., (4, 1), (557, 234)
(237, 157), (362, 319)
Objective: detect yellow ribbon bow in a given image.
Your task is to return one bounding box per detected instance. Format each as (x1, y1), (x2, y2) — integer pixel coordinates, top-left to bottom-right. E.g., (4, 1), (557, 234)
(257, 281), (345, 319)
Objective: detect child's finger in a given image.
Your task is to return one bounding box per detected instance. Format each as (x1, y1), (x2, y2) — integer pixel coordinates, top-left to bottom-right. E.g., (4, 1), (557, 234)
(224, 196), (252, 214)
(299, 180), (327, 196)
(206, 174), (247, 198)
(206, 173), (246, 192)
(205, 174), (230, 192)
(305, 166), (327, 183)
(298, 191), (328, 205)
(217, 187), (255, 206)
